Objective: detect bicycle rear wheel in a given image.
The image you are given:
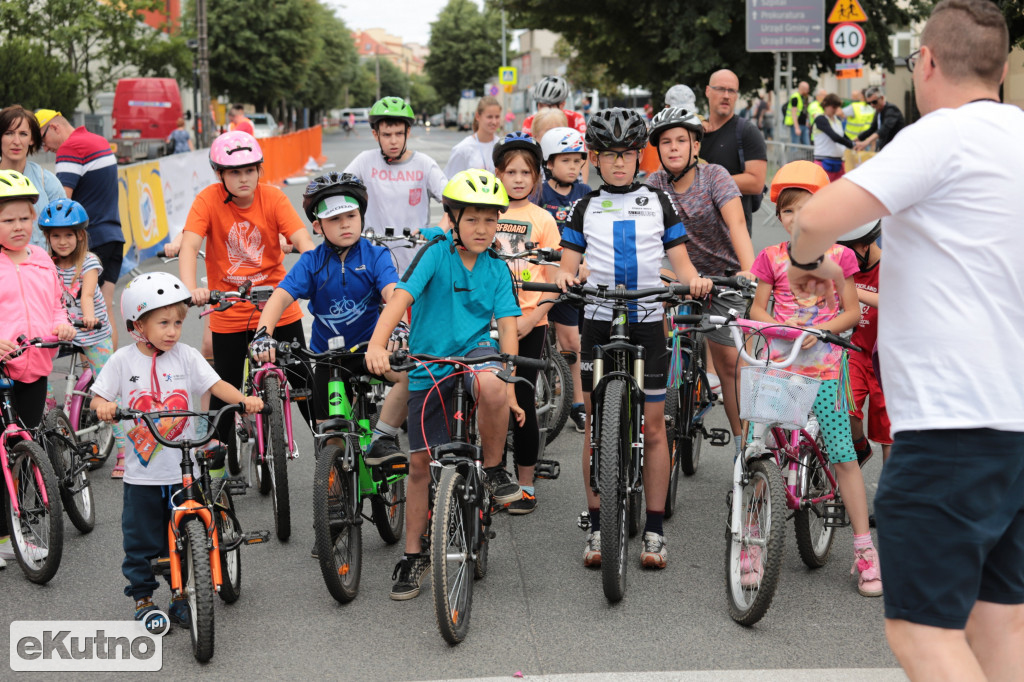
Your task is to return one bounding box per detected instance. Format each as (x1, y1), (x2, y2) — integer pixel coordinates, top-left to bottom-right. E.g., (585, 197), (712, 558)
(41, 408), (95, 533)
(215, 488), (242, 603)
(371, 477), (405, 545)
(313, 444), (362, 603)
(263, 374), (291, 541)
(5, 441), (63, 584)
(76, 401), (113, 470)
(598, 379), (630, 603)
(680, 355), (706, 476)
(181, 517), (215, 662)
(431, 466), (474, 644)
(725, 457), (785, 625)
(664, 385), (681, 519)
(794, 430), (836, 568)
(538, 337), (572, 444)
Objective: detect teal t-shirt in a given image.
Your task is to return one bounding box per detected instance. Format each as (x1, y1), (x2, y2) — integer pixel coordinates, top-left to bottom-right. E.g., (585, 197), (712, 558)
(397, 230), (521, 391)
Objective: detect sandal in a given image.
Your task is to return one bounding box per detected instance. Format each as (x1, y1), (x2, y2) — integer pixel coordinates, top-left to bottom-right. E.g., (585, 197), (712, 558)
(111, 456), (125, 479)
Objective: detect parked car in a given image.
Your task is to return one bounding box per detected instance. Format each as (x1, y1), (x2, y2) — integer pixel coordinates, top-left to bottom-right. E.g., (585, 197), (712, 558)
(110, 77), (183, 163)
(250, 113), (278, 138)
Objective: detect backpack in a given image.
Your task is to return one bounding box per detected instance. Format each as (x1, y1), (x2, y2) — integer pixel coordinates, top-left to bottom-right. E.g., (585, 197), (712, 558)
(735, 116), (767, 213)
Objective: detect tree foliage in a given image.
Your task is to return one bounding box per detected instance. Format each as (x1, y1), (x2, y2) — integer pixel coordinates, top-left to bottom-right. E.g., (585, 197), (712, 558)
(504, 0), (931, 103)
(426, 0), (505, 105)
(0, 37), (80, 113)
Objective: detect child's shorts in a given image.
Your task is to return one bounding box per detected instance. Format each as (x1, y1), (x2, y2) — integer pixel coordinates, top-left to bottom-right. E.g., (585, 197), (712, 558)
(848, 351), (892, 444)
(580, 319), (668, 402)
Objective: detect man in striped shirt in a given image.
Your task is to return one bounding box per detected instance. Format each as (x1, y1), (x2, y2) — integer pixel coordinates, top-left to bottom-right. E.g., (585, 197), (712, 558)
(38, 109), (125, 344)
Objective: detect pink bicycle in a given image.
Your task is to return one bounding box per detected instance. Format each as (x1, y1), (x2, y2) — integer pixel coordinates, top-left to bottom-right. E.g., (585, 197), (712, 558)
(674, 310), (860, 625)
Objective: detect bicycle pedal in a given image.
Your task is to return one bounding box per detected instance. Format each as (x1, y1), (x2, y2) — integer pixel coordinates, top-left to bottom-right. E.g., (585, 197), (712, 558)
(535, 459), (560, 480)
(150, 557), (172, 577)
(373, 459), (408, 477)
(822, 502), (851, 528)
(242, 530), (271, 545)
(577, 511), (591, 531)
(559, 350), (577, 365)
(707, 428), (732, 447)
(223, 478), (248, 495)
(289, 389), (312, 402)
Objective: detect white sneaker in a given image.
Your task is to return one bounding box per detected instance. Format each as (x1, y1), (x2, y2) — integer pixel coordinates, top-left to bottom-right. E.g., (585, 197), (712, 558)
(0, 556), (6, 569)
(583, 531), (601, 567)
(0, 538), (46, 562)
(0, 538), (15, 561)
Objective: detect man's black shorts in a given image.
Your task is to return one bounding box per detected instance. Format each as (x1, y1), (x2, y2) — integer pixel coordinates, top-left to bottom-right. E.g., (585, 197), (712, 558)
(579, 319), (668, 401)
(91, 240), (125, 287)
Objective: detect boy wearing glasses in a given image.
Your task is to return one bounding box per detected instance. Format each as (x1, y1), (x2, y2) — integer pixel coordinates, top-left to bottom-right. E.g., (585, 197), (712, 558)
(554, 107), (711, 571)
(854, 86), (906, 152)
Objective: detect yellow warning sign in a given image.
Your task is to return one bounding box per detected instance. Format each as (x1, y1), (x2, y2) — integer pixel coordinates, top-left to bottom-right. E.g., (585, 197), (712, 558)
(828, 0), (867, 23)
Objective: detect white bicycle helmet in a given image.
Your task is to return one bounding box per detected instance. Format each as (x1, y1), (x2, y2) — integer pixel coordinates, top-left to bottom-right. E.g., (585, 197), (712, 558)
(664, 84), (697, 110)
(540, 127), (587, 162)
(533, 76), (569, 105)
(838, 220), (882, 245)
(121, 272), (192, 333)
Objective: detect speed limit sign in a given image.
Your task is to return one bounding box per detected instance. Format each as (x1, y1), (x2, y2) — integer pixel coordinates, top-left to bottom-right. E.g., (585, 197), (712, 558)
(830, 22), (866, 59)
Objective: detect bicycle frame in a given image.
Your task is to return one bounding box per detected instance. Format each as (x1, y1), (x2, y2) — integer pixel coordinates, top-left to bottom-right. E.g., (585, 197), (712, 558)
(56, 351), (99, 439)
(249, 361), (297, 463)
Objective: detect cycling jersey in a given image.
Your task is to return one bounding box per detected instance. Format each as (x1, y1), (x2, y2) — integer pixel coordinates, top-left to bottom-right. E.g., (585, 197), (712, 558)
(561, 183), (688, 322)
(278, 239), (397, 353)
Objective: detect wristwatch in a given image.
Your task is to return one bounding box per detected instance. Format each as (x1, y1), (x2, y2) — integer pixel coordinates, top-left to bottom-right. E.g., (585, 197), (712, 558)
(786, 242), (824, 271)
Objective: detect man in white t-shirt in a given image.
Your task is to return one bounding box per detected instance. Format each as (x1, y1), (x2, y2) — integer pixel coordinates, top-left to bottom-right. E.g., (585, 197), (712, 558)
(785, 2), (1024, 679)
(344, 96), (447, 274)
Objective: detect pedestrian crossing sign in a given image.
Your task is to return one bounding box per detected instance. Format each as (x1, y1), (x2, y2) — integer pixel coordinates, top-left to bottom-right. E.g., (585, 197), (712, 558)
(828, 0), (867, 23)
(499, 67), (517, 86)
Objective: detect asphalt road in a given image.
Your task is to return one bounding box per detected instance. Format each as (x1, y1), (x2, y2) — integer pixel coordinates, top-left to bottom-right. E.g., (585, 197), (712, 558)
(2, 127), (903, 681)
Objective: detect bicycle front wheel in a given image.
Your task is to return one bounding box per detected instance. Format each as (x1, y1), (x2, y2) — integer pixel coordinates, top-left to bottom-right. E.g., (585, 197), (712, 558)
(313, 444), (362, 603)
(431, 466), (474, 644)
(793, 430), (836, 568)
(598, 378), (630, 603)
(725, 457), (786, 626)
(5, 441), (63, 583)
(263, 374), (291, 541)
(42, 408), (95, 533)
(182, 517), (215, 662)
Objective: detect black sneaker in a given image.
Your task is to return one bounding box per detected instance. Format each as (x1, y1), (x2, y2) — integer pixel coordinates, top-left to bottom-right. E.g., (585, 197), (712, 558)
(507, 489), (537, 515)
(856, 444), (874, 468)
(484, 466), (521, 505)
(868, 514), (877, 528)
(168, 597), (190, 628)
(364, 435), (407, 467)
(390, 554), (429, 601)
(570, 405), (586, 433)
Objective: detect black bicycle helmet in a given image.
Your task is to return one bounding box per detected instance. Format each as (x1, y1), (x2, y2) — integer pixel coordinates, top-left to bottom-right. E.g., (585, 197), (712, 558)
(302, 172), (368, 223)
(492, 131), (543, 170)
(533, 76), (569, 105)
(649, 107), (704, 145)
(585, 108), (648, 152)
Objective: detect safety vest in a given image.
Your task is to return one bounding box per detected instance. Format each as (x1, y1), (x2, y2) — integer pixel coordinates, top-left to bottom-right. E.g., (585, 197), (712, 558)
(784, 91), (806, 126)
(807, 100), (824, 139)
(845, 101), (874, 140)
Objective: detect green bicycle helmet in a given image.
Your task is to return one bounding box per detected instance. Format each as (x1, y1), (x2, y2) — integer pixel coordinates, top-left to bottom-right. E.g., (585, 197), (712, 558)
(369, 96), (415, 129)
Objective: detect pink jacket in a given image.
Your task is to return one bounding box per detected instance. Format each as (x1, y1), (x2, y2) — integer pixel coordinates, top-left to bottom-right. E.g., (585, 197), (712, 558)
(0, 246), (69, 382)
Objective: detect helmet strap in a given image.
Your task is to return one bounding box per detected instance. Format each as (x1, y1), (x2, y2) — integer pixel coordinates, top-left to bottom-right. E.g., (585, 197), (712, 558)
(448, 207), (468, 250)
(221, 178), (236, 204)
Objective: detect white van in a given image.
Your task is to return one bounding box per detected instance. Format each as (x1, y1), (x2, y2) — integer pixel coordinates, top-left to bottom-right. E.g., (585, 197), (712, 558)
(337, 108), (371, 130)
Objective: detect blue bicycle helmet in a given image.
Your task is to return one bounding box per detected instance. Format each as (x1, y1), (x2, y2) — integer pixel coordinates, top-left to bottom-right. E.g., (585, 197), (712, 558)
(492, 131), (543, 169)
(38, 198), (89, 231)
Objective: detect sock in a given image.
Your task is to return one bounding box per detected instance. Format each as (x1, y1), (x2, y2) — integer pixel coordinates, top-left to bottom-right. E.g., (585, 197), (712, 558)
(644, 510), (665, 536)
(588, 507), (600, 533)
(734, 438), (743, 460)
(853, 532), (874, 552)
(521, 485), (535, 497)
(572, 402), (583, 410)
(372, 421), (400, 443)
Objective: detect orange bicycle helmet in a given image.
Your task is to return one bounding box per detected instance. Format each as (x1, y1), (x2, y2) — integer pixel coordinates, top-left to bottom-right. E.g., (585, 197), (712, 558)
(769, 160), (830, 203)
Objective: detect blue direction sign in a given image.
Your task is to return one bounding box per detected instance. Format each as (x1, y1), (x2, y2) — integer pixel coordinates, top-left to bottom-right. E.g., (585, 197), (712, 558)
(746, 0), (826, 52)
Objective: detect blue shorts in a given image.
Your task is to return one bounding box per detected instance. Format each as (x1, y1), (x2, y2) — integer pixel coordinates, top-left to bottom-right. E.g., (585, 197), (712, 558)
(874, 428), (1024, 629)
(548, 300), (582, 327)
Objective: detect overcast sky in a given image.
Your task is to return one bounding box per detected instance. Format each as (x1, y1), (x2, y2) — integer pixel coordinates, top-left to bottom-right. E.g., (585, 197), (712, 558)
(328, 0), (487, 46)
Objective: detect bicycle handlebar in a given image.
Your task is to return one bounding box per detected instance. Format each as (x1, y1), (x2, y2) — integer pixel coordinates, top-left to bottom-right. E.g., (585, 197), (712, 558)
(361, 228), (430, 246)
(388, 349), (547, 374)
(106, 403), (270, 451)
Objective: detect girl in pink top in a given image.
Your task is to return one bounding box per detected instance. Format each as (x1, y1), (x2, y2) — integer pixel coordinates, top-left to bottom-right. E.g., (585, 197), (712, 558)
(748, 161), (881, 598)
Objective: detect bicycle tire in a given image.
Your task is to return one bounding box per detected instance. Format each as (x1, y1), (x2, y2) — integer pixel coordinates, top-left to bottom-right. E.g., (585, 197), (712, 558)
(182, 517), (215, 662)
(663, 385), (681, 519)
(539, 338), (572, 444)
(76, 401), (113, 470)
(599, 379), (630, 603)
(627, 490), (642, 538)
(474, 486), (491, 580)
(254, 442), (271, 496)
(370, 477), (405, 545)
(793, 430), (836, 568)
(725, 457), (786, 626)
(680, 348), (706, 477)
(41, 409), (94, 534)
(431, 466), (474, 644)
(263, 374), (291, 541)
(313, 444), (362, 603)
(215, 488), (242, 603)
(5, 440), (63, 584)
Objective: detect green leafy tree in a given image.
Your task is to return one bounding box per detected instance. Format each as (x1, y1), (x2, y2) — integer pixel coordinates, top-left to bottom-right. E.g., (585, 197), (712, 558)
(426, 0), (505, 105)
(410, 74), (442, 115)
(504, 0), (930, 103)
(0, 37), (80, 113)
(293, 3), (361, 115)
(996, 0), (1024, 48)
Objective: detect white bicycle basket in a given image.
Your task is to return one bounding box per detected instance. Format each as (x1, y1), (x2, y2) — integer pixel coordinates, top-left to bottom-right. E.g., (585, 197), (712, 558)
(740, 366), (821, 430)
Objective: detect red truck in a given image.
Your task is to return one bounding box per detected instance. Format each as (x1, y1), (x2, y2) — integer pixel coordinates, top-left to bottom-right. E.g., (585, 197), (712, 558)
(110, 78), (184, 163)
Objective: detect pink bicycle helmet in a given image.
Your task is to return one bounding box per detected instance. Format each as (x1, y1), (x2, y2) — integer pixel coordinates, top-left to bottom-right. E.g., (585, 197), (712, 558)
(209, 131), (263, 171)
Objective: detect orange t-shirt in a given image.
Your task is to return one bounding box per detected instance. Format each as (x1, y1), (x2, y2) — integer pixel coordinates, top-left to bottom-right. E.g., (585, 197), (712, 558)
(639, 141), (662, 176)
(184, 183), (306, 333)
(494, 203), (561, 326)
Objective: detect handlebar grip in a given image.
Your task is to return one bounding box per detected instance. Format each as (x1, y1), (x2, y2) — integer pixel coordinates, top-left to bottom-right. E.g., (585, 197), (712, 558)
(672, 314), (705, 325)
(821, 332), (862, 353)
(509, 355), (547, 372)
(519, 282), (562, 293)
(709, 275), (752, 290)
(71, 319), (105, 329)
(156, 250), (167, 258)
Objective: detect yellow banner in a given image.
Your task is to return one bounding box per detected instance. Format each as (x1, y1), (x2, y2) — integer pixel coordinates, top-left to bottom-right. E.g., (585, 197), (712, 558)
(117, 161), (170, 256)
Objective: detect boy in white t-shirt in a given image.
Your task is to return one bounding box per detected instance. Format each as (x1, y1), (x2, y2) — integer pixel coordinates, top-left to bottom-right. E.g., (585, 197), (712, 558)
(92, 273), (263, 623)
(344, 96), (447, 274)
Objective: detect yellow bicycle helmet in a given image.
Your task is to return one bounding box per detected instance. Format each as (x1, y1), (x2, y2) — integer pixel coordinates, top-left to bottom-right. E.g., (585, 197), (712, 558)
(769, 160), (829, 203)
(0, 170), (40, 205)
(442, 169), (510, 214)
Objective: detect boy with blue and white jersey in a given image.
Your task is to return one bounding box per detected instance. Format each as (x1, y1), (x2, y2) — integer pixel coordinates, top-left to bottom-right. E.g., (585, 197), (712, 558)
(555, 108), (712, 571)
(253, 173), (408, 467)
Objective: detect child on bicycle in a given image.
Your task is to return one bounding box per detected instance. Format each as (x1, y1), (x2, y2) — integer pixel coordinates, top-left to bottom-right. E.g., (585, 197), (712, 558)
(492, 133), (561, 514)
(836, 220), (891, 471)
(554, 108), (712, 570)
(365, 169), (525, 600)
(179, 131), (314, 462)
(252, 172), (409, 468)
(538, 126), (591, 431)
(748, 160), (881, 597)
(0, 171), (74, 568)
(91, 272), (263, 622)
(39, 198), (128, 478)
(645, 107), (756, 459)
